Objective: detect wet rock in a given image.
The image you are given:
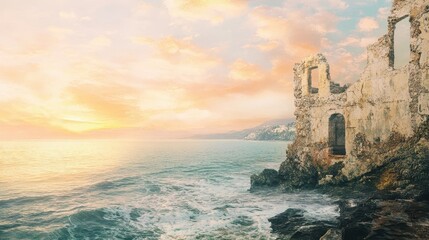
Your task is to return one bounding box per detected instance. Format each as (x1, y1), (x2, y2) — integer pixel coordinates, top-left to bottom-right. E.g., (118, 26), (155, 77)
(414, 187), (429, 201)
(254, 0), (429, 236)
(250, 169), (280, 189)
(352, 137), (429, 198)
(269, 208), (305, 235)
(338, 196), (429, 240)
(268, 208), (337, 240)
(339, 199), (376, 240)
(278, 147), (318, 190)
(264, 127), (429, 239)
(275, 0), (429, 184)
(319, 228), (342, 240)
(290, 225), (333, 240)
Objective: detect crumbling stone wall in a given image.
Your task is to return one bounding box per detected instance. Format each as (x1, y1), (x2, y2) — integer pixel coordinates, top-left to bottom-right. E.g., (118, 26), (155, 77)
(290, 0), (429, 182)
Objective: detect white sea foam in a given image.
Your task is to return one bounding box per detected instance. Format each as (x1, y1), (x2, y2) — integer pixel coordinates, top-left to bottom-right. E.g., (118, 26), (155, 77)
(0, 140), (339, 239)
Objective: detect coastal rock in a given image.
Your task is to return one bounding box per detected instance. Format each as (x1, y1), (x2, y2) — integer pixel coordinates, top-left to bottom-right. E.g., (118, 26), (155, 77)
(278, 145), (318, 190)
(338, 199), (376, 240)
(276, 119), (429, 195)
(339, 197), (429, 240)
(277, 0), (429, 186)
(252, 0), (429, 237)
(348, 135), (429, 199)
(319, 228), (342, 240)
(250, 169), (280, 189)
(268, 208), (337, 240)
(268, 208), (306, 235)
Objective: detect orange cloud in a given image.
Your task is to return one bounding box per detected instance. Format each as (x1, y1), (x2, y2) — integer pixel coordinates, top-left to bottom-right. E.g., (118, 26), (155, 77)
(64, 82), (142, 130)
(90, 35), (112, 48)
(357, 17), (379, 32)
(133, 36), (221, 82)
(143, 36), (218, 65)
(0, 99), (75, 139)
(228, 59), (265, 82)
(0, 63), (57, 99)
(0, 0), (390, 139)
(166, 58), (294, 117)
(59, 11), (77, 20)
(0, 122), (74, 140)
(164, 0), (247, 24)
(250, 7), (339, 58)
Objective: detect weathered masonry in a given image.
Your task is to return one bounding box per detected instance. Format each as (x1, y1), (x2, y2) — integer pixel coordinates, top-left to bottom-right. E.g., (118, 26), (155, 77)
(292, 0), (429, 180)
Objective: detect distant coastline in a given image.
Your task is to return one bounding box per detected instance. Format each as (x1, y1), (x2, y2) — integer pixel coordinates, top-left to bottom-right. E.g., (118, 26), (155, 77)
(191, 118), (296, 141)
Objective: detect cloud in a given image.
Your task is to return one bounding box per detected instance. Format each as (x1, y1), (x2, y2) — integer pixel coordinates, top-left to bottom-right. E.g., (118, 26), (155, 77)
(135, 2), (155, 15)
(144, 87), (294, 133)
(0, 99), (78, 139)
(164, 0), (247, 24)
(0, 122), (74, 140)
(0, 0), (393, 138)
(280, 0), (349, 11)
(339, 36), (377, 48)
(132, 36), (220, 82)
(357, 17), (380, 32)
(59, 11), (77, 20)
(250, 7), (319, 57)
(324, 47), (366, 83)
(228, 59), (265, 82)
(328, 0), (349, 10)
(250, 5), (340, 60)
(0, 61), (66, 99)
(90, 35), (112, 48)
(249, 41), (280, 52)
(377, 7), (390, 20)
(48, 27), (74, 40)
(1, 26), (70, 55)
(64, 82), (142, 131)
(144, 36), (218, 65)
(59, 10), (91, 21)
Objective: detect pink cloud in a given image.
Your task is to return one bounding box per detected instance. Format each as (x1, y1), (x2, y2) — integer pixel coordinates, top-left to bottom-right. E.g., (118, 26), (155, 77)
(357, 17), (380, 32)
(164, 0), (247, 24)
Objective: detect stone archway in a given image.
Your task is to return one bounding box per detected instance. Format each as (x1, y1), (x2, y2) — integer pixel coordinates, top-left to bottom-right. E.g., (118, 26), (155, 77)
(329, 113), (346, 155)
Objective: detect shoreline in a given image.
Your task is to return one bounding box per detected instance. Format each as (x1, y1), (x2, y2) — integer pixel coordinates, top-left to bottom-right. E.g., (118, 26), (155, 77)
(250, 183), (429, 239)
(251, 120), (429, 239)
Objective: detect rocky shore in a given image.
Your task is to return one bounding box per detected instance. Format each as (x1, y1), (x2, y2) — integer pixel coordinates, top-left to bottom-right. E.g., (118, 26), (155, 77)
(255, 1), (429, 237)
(265, 192), (429, 240)
(251, 119), (429, 239)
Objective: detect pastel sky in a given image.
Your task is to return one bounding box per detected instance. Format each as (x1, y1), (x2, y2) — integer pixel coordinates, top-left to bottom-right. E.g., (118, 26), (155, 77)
(0, 0), (393, 139)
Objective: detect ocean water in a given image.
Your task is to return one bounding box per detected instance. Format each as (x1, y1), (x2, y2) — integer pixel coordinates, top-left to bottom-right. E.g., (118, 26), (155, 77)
(0, 140), (339, 239)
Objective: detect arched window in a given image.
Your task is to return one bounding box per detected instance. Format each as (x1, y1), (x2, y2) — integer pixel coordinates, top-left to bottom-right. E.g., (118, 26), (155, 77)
(329, 114), (346, 155)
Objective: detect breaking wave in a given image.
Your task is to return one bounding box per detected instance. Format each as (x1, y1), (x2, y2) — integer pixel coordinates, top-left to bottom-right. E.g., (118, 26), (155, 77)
(0, 140), (339, 239)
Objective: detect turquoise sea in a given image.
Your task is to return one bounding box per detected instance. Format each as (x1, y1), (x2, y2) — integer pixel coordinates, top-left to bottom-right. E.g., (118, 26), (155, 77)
(0, 140), (338, 239)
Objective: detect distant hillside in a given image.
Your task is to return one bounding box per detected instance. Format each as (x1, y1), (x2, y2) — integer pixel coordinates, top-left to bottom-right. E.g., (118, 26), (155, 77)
(192, 119), (296, 141)
(244, 122), (296, 141)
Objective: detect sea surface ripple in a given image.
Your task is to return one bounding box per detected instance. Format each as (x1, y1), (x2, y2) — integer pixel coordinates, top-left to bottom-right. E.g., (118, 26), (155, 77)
(0, 140), (339, 239)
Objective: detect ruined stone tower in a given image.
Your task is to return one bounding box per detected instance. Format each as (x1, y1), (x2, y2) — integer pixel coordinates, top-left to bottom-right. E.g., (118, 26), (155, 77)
(292, 0), (429, 180)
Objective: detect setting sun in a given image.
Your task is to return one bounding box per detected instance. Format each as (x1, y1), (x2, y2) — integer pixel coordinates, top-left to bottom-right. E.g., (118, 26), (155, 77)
(0, 0), (394, 139)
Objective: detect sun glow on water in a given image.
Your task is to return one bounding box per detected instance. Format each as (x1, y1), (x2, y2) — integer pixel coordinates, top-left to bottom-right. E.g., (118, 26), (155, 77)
(0, 141), (133, 194)
(0, 140), (339, 239)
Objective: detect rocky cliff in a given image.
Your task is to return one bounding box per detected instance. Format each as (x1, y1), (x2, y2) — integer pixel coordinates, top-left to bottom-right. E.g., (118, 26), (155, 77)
(251, 118), (429, 239)
(250, 0), (429, 237)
